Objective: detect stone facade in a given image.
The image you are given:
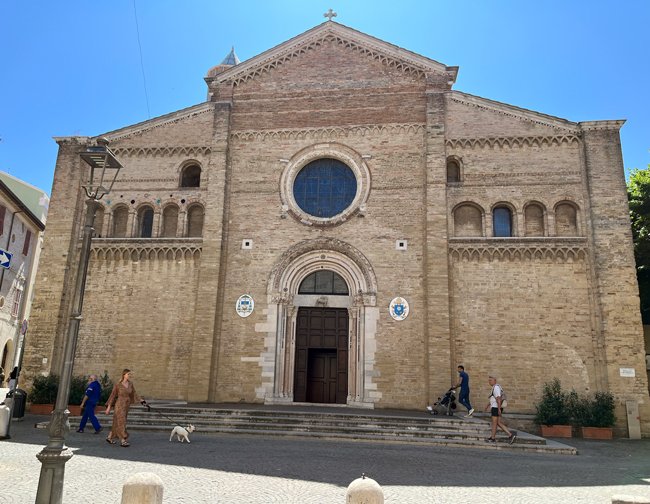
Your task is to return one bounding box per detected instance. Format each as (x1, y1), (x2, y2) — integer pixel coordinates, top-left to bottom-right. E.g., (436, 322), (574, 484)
(22, 22), (650, 435)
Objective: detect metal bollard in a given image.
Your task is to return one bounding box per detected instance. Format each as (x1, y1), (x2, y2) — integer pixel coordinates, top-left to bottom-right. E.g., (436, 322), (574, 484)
(346, 474), (384, 504)
(121, 472), (164, 504)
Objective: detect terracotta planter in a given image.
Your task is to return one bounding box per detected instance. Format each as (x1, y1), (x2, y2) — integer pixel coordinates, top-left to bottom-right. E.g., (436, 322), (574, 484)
(67, 405), (82, 416)
(581, 426), (613, 439)
(68, 405), (105, 416)
(540, 424), (572, 438)
(29, 403), (54, 415)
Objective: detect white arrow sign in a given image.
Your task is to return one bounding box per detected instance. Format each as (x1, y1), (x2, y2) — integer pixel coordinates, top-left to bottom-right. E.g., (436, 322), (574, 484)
(0, 248), (12, 269)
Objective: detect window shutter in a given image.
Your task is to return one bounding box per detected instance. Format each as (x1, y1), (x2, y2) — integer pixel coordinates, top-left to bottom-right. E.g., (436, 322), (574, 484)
(22, 230), (31, 255)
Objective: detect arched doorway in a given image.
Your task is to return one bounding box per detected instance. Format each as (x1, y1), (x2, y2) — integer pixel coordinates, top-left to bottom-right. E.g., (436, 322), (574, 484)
(263, 238), (379, 408)
(294, 270), (349, 404)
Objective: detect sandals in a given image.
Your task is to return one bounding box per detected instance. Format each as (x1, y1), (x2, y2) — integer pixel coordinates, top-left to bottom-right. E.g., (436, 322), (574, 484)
(106, 437), (116, 445)
(120, 440), (130, 447)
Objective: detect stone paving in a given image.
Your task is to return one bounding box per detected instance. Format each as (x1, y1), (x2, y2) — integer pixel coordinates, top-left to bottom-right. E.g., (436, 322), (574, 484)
(1, 415), (649, 503)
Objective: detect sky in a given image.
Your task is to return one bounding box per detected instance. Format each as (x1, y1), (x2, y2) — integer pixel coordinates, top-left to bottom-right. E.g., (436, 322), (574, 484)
(1, 1), (649, 195)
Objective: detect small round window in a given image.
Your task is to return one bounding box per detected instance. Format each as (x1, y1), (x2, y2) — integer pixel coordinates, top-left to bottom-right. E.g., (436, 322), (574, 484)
(293, 158), (357, 218)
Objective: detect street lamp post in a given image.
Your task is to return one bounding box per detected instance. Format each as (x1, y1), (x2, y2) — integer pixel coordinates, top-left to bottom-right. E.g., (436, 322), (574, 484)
(34, 138), (122, 504)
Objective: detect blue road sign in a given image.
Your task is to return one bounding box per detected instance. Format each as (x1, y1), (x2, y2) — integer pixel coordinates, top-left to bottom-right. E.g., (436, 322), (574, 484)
(0, 248), (12, 269)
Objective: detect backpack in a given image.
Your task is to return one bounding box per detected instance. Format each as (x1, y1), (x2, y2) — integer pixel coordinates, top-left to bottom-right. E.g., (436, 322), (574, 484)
(492, 385), (508, 409)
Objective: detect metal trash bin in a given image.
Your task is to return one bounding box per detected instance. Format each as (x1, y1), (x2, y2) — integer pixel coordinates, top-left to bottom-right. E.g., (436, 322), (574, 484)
(12, 389), (26, 419)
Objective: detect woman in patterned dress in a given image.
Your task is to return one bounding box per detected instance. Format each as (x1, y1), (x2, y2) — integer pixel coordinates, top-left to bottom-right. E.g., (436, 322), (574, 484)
(105, 369), (143, 447)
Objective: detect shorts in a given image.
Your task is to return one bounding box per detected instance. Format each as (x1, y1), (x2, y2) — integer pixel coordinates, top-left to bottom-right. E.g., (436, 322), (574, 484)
(490, 407), (501, 417)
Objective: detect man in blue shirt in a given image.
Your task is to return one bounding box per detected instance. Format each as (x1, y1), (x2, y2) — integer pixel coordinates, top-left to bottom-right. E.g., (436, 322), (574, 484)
(454, 365), (474, 417)
(77, 374), (102, 433)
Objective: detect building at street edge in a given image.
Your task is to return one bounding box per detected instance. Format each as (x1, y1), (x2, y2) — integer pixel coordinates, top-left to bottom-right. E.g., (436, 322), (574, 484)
(23, 20), (650, 435)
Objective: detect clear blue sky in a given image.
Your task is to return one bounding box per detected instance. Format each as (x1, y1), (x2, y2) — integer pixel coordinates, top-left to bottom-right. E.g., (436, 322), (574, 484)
(1, 1), (648, 194)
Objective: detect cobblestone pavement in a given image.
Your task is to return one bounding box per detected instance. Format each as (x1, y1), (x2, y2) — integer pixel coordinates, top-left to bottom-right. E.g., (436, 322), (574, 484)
(1, 415), (649, 503)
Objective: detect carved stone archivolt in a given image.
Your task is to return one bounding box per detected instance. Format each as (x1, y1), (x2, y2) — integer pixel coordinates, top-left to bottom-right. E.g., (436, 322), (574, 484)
(231, 123), (425, 142)
(449, 238), (587, 262)
(268, 237), (378, 297)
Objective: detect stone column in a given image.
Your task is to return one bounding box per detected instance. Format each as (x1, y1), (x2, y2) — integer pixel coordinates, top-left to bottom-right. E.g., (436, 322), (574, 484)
(282, 305), (297, 399)
(179, 210), (187, 238)
(347, 305), (359, 403)
(127, 210), (137, 238)
(152, 210), (162, 238)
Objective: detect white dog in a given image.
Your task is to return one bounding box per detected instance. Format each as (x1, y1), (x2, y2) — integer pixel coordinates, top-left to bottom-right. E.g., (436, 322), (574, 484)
(169, 424), (195, 443)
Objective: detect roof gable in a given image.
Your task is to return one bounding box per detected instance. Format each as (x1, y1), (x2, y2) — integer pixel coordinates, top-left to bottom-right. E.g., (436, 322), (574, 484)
(208, 22), (458, 89)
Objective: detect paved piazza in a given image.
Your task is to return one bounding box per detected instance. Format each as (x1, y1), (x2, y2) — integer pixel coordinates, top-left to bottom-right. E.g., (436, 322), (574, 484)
(1, 416), (649, 503)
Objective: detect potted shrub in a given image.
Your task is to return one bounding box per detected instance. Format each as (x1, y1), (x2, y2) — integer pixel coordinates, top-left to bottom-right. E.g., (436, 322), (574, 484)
(29, 374), (59, 414)
(98, 370), (114, 408)
(576, 391), (615, 439)
(534, 378), (572, 437)
(67, 375), (88, 416)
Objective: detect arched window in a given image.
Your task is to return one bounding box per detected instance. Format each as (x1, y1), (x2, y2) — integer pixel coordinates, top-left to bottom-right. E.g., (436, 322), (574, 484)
(447, 159), (461, 183)
(524, 203), (545, 237)
(180, 164), (201, 188)
(93, 205), (105, 238)
(493, 207), (512, 237)
(187, 204), (204, 237)
(298, 270), (349, 295)
(137, 206), (154, 238)
(112, 206), (129, 238)
(556, 203), (578, 236)
(293, 158), (357, 218)
(453, 204), (483, 237)
(161, 204), (179, 238)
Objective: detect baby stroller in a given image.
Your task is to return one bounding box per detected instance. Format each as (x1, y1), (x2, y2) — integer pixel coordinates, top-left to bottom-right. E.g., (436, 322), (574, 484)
(426, 388), (457, 416)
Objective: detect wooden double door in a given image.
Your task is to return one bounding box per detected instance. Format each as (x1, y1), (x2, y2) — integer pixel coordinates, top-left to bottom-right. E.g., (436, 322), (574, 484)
(294, 307), (348, 404)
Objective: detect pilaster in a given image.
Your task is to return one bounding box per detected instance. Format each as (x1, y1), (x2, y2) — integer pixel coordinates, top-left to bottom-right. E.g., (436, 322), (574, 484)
(424, 88), (452, 404)
(580, 120), (650, 435)
(22, 138), (91, 379)
(186, 99), (232, 402)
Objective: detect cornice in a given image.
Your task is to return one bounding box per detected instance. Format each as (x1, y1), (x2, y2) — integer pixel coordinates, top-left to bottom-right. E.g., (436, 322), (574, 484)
(578, 120), (626, 131)
(100, 103), (215, 142)
(111, 146), (212, 158)
(231, 123), (426, 142)
(449, 92), (579, 133)
(53, 136), (91, 145)
(214, 22), (456, 87)
(446, 135), (581, 150)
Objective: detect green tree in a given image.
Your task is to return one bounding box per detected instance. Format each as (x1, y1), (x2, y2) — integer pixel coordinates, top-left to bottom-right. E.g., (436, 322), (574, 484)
(628, 165), (650, 323)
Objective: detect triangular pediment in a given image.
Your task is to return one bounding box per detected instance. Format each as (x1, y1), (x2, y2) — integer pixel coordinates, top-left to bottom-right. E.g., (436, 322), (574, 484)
(210, 22), (458, 87)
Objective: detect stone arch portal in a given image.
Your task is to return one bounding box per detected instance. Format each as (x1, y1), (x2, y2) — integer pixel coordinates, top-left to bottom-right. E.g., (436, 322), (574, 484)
(262, 238), (379, 408)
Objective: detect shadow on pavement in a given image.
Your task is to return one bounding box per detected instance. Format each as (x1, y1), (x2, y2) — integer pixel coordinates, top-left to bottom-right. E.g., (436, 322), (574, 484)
(6, 414), (650, 490)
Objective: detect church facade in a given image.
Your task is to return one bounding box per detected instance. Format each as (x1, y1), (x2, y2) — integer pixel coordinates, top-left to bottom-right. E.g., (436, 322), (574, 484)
(24, 21), (649, 434)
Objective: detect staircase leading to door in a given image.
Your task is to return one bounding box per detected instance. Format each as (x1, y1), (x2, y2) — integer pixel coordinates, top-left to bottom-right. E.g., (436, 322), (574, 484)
(60, 404), (576, 454)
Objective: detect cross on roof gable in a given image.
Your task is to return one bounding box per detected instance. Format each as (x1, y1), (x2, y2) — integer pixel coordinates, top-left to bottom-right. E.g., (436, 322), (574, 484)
(209, 22), (458, 87)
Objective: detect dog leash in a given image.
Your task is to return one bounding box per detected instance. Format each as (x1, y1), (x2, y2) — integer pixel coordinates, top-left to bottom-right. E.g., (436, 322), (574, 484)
(141, 401), (185, 428)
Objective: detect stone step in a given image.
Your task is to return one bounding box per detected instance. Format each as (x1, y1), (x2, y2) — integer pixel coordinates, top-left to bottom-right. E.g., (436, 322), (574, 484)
(43, 404), (576, 454)
(125, 410), (489, 433)
(63, 421), (574, 454)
